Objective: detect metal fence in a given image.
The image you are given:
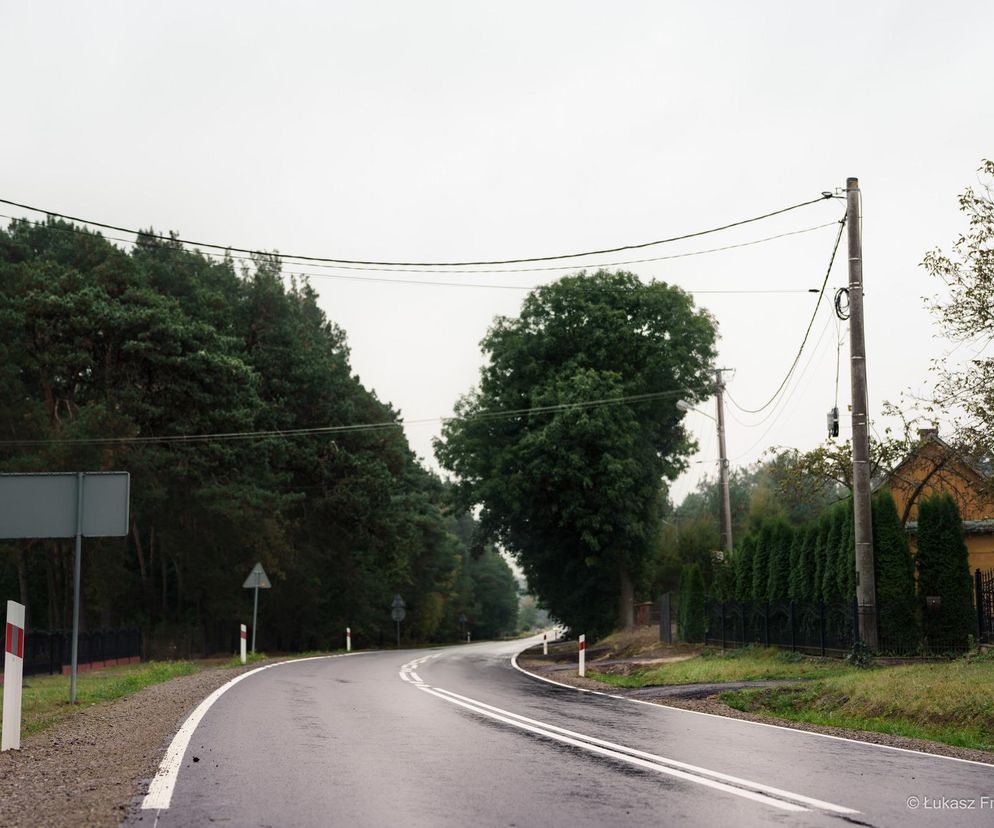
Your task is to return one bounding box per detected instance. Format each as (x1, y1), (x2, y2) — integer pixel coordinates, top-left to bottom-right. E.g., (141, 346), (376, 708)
(978, 567), (994, 645)
(2, 628), (142, 678)
(703, 599), (858, 656)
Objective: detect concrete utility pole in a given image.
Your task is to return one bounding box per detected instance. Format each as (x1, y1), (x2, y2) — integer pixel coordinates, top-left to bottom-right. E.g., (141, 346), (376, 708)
(714, 369), (733, 556)
(846, 177), (878, 649)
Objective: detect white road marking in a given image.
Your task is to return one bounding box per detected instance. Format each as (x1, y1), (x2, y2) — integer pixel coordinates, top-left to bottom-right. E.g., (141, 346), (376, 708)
(142, 653), (365, 811)
(510, 647), (994, 768)
(398, 656), (857, 815)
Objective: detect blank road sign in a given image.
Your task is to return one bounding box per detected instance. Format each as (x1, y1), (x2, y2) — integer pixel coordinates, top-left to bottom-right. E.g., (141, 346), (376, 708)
(0, 472), (130, 539)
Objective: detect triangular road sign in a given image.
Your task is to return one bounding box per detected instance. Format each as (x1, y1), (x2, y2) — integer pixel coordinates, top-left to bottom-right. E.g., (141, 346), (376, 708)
(242, 562), (272, 589)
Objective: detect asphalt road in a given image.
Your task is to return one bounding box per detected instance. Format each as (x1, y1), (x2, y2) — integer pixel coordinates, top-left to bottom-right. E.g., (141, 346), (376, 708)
(131, 636), (994, 827)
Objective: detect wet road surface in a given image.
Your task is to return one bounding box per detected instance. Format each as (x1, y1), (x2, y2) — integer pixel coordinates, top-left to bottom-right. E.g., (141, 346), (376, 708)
(131, 636), (994, 827)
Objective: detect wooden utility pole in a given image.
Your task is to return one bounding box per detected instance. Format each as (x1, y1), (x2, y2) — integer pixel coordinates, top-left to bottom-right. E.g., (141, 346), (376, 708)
(715, 369), (733, 557)
(846, 177), (878, 649)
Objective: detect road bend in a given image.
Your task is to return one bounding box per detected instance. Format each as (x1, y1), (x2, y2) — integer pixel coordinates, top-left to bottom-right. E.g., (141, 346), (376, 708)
(132, 635), (994, 827)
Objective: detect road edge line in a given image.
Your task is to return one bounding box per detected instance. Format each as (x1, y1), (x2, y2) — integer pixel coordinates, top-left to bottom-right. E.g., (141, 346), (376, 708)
(141, 652), (366, 810)
(510, 647), (994, 769)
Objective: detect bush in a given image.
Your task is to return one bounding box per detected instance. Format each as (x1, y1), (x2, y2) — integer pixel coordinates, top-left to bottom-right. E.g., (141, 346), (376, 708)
(678, 563), (706, 643)
(916, 494), (975, 650)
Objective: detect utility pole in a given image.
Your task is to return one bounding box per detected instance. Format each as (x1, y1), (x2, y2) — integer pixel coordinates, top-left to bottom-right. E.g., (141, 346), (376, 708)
(846, 177), (878, 649)
(715, 369), (733, 557)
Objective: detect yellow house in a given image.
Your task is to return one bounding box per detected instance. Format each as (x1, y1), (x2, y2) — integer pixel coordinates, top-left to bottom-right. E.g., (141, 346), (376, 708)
(878, 429), (994, 575)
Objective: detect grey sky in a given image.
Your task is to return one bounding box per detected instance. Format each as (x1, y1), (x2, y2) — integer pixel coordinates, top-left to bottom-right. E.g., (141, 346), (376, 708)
(3, 1), (992, 503)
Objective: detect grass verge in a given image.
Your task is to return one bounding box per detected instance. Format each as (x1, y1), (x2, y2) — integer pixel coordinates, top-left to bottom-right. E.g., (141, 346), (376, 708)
(719, 654), (994, 752)
(588, 646), (855, 688)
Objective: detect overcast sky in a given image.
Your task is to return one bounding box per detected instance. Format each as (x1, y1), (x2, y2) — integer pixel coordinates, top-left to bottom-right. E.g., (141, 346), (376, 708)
(3, 1), (993, 503)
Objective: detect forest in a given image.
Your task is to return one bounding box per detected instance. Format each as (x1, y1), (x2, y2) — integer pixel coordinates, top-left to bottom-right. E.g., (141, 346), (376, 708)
(0, 218), (520, 654)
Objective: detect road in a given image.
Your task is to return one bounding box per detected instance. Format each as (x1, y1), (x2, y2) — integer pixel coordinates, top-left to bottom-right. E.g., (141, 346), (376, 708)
(132, 636), (994, 827)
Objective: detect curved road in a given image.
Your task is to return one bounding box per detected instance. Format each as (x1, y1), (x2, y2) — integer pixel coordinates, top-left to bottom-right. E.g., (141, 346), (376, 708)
(132, 636), (994, 827)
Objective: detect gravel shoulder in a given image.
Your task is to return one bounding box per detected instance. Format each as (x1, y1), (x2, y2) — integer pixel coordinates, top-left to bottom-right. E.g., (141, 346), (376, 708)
(516, 655), (994, 766)
(0, 661), (271, 828)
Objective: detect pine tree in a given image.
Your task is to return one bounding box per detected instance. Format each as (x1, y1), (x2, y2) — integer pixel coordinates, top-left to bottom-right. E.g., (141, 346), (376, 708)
(916, 494), (975, 650)
(821, 505), (844, 602)
(766, 521), (793, 602)
(752, 521), (775, 602)
(788, 525), (813, 602)
(682, 563), (707, 643)
(812, 513), (830, 605)
(835, 500), (856, 602)
(734, 534), (755, 601)
(871, 490), (919, 652)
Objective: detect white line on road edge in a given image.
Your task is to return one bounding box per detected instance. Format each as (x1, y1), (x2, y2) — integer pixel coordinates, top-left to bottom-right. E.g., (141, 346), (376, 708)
(417, 683), (806, 812)
(398, 655), (855, 815)
(430, 687), (856, 815)
(142, 652), (366, 811)
(510, 648), (994, 769)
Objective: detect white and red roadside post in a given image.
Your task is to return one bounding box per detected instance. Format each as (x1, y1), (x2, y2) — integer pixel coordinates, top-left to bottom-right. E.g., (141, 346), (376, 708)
(2, 600), (26, 751)
(578, 633), (586, 678)
(346, 627), (351, 652)
(543, 633), (548, 655)
(239, 623), (247, 665)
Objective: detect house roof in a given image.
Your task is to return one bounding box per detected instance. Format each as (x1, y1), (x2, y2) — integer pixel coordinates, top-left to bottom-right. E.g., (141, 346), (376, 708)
(904, 518), (994, 535)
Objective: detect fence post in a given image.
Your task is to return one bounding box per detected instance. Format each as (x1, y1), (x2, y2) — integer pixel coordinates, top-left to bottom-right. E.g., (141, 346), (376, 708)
(853, 595), (860, 650)
(819, 601), (826, 657)
(976, 569), (984, 644)
(659, 593), (672, 644)
(789, 601), (796, 652)
(763, 602), (770, 647)
(720, 601), (726, 650)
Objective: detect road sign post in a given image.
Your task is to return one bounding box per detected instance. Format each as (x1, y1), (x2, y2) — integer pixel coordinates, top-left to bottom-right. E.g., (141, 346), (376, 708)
(578, 634), (586, 677)
(2, 600), (25, 751)
(391, 594), (406, 648)
(0, 472), (129, 704)
(240, 624), (247, 664)
(346, 626), (351, 652)
(242, 563), (272, 654)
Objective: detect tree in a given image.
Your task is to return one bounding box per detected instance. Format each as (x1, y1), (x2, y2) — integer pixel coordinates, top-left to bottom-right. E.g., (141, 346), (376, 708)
(915, 493), (975, 650)
(820, 505), (844, 603)
(871, 490), (919, 652)
(437, 270), (717, 636)
(766, 521), (793, 602)
(751, 521), (776, 602)
(787, 525), (813, 603)
(678, 563), (706, 643)
(923, 160), (994, 459)
(733, 534), (755, 601)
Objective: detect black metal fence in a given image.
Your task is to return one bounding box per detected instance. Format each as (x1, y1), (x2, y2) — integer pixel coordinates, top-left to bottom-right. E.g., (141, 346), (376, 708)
(978, 567), (994, 645)
(703, 599), (858, 656)
(2, 628), (142, 678)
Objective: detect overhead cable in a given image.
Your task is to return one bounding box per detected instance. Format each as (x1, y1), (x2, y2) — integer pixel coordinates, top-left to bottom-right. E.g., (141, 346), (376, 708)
(724, 212), (847, 415)
(0, 193), (835, 268)
(0, 388), (692, 447)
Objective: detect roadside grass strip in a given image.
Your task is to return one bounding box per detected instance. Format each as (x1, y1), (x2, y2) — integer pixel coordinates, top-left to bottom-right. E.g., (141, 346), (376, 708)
(142, 652), (367, 812)
(398, 656), (857, 816)
(1, 661), (199, 739)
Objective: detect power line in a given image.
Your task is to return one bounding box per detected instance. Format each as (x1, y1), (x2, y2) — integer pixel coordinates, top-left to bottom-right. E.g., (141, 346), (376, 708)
(0, 211), (839, 277)
(724, 212), (847, 415)
(0, 193), (835, 268)
(0, 388), (693, 447)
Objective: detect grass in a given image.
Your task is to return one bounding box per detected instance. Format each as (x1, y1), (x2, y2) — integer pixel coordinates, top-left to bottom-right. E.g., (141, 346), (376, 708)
(588, 646), (856, 688)
(2, 661), (199, 738)
(1, 648), (347, 742)
(719, 653), (994, 752)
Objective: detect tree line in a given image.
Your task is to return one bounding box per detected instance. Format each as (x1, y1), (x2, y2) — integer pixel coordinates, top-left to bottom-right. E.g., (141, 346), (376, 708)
(0, 218), (519, 653)
(679, 490), (976, 651)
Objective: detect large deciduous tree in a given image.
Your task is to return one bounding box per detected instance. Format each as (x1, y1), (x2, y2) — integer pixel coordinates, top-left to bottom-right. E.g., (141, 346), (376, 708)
(923, 160), (994, 458)
(436, 270), (717, 635)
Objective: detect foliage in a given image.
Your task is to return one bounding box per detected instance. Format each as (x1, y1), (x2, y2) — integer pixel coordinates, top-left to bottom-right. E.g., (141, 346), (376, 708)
(871, 490), (920, 651)
(765, 521), (793, 602)
(677, 563), (706, 643)
(436, 270), (717, 636)
(922, 160), (994, 458)
(0, 219), (519, 649)
(751, 521), (775, 601)
(915, 493), (976, 649)
(733, 533), (755, 601)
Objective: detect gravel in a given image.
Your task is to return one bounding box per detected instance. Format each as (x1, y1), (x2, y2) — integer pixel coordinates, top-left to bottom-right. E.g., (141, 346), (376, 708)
(0, 662), (266, 828)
